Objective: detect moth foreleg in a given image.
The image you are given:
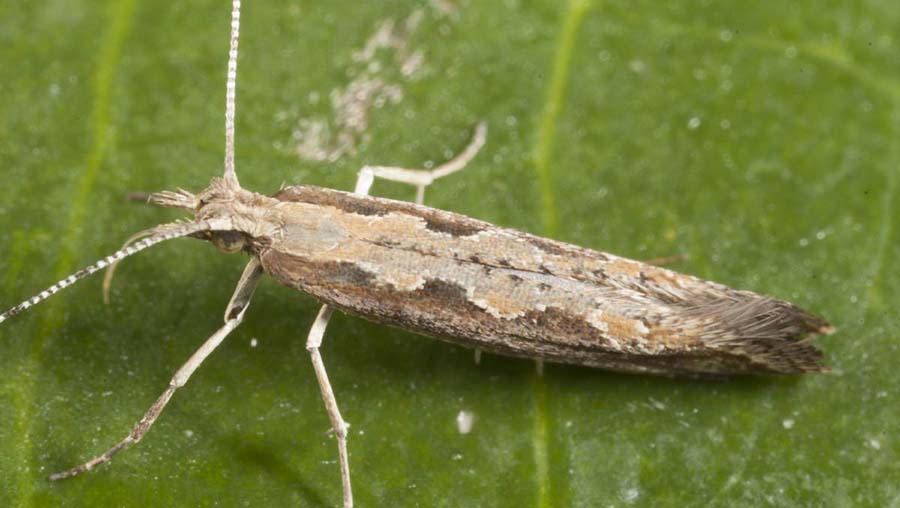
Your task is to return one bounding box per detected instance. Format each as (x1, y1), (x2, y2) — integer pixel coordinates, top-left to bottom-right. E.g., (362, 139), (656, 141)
(49, 258), (264, 480)
(305, 304), (353, 508)
(354, 121), (487, 204)
(225, 258), (264, 321)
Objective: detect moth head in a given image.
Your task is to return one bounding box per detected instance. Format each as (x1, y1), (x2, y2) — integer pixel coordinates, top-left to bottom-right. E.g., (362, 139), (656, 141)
(148, 178), (272, 256)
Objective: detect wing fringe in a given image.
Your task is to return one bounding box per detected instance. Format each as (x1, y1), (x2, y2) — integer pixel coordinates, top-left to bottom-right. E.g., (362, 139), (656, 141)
(683, 292), (833, 374)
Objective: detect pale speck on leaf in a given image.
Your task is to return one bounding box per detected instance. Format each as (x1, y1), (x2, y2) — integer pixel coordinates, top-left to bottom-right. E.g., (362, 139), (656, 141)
(623, 487), (640, 503)
(456, 410), (474, 434)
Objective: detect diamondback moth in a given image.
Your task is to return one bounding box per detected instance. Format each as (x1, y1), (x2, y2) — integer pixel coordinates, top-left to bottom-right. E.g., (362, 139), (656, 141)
(1, 2), (834, 507)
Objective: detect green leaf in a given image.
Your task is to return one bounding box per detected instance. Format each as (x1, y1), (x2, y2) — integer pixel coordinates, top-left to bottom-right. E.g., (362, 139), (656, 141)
(1, 0), (897, 507)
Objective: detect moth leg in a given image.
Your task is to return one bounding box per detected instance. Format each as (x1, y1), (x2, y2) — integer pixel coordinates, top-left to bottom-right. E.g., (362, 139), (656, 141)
(225, 258), (264, 321)
(50, 258), (264, 480)
(354, 121), (487, 204)
(305, 304), (353, 508)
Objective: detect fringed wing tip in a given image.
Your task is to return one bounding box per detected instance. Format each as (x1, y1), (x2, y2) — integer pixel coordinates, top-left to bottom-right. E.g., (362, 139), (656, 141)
(799, 321), (834, 374)
(757, 335), (829, 374)
(693, 295), (834, 375)
(762, 304), (833, 374)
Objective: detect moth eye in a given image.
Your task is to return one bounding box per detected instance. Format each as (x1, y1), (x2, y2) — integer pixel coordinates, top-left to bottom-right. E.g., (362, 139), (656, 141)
(211, 231), (246, 253)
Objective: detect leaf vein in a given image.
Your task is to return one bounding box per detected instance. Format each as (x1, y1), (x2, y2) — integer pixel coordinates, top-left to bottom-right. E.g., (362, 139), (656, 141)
(530, 2), (592, 507)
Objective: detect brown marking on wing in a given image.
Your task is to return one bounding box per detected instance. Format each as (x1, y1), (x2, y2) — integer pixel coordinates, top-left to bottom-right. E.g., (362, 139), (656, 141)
(274, 186), (389, 217)
(527, 237), (573, 256)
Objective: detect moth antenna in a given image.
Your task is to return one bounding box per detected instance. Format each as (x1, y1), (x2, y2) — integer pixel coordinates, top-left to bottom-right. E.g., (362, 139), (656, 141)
(223, 0), (241, 189)
(0, 221), (211, 324)
(101, 229), (158, 304)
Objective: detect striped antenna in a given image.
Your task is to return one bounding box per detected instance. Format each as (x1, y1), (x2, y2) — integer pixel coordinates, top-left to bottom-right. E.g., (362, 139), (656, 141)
(223, 0), (241, 189)
(0, 221), (210, 325)
(101, 228), (157, 304)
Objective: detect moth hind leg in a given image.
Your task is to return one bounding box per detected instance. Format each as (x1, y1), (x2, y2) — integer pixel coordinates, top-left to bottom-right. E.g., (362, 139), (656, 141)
(354, 121), (487, 204)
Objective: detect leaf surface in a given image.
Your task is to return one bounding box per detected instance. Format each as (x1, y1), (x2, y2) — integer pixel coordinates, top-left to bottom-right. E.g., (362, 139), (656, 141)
(1, 1), (897, 506)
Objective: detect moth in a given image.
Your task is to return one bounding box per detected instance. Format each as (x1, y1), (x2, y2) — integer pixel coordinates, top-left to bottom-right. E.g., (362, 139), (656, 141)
(1, 2), (833, 507)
